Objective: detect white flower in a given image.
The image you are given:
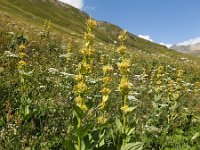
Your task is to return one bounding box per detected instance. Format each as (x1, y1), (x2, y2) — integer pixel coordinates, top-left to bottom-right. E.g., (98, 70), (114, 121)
(4, 51), (18, 58)
(60, 72), (74, 78)
(19, 70), (33, 76)
(48, 68), (59, 74)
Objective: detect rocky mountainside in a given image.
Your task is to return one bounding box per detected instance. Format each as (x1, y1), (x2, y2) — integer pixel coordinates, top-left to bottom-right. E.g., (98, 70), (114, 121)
(171, 43), (200, 55)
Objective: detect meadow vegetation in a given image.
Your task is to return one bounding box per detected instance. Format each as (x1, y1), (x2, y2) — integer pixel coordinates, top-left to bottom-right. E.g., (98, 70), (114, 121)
(0, 6), (200, 150)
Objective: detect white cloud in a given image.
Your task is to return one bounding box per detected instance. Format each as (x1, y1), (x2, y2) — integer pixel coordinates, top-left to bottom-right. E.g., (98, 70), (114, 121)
(177, 37), (200, 46)
(138, 35), (153, 42)
(58, 0), (84, 9)
(160, 42), (172, 48)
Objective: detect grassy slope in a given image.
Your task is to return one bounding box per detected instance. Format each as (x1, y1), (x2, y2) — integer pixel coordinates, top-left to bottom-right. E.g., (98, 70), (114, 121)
(0, 0), (200, 80)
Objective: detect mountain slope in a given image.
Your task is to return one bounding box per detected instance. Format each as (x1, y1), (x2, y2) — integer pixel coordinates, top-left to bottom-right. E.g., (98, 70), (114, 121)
(171, 43), (200, 55)
(0, 0), (200, 80)
(0, 0), (184, 53)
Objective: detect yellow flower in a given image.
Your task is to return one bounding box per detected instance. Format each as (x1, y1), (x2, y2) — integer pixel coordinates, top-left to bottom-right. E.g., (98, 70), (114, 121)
(118, 30), (127, 42)
(97, 115), (107, 124)
(19, 52), (27, 58)
(84, 32), (95, 41)
(80, 104), (88, 112)
(117, 59), (131, 73)
(80, 47), (94, 56)
(167, 80), (174, 92)
(156, 80), (162, 85)
(117, 45), (127, 54)
(102, 77), (112, 84)
(75, 74), (84, 82)
(177, 69), (183, 78)
(87, 17), (97, 28)
(100, 87), (111, 95)
(18, 60), (27, 68)
(119, 78), (131, 93)
(75, 95), (83, 105)
(18, 44), (26, 52)
(102, 65), (113, 74)
(157, 65), (164, 74)
(120, 104), (129, 113)
(79, 62), (92, 74)
(74, 82), (87, 94)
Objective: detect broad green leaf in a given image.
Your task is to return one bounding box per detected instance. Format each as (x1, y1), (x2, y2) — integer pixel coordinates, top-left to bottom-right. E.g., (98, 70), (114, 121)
(72, 104), (85, 119)
(76, 124), (92, 138)
(63, 140), (76, 150)
(121, 142), (143, 150)
(191, 132), (200, 142)
(116, 118), (123, 131)
(127, 127), (135, 136)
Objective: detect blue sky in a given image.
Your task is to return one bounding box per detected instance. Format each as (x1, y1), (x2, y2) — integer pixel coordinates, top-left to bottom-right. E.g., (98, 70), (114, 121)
(59, 0), (200, 47)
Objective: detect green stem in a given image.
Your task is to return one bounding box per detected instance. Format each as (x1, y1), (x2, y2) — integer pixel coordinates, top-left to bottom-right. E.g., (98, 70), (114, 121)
(122, 94), (127, 146)
(77, 117), (81, 150)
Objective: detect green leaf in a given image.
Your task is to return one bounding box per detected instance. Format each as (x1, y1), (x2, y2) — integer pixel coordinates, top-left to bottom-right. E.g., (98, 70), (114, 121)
(191, 132), (200, 142)
(121, 142), (143, 150)
(127, 127), (135, 136)
(126, 106), (137, 113)
(76, 124), (92, 138)
(63, 140), (76, 150)
(152, 101), (157, 108)
(0, 118), (5, 127)
(72, 104), (85, 119)
(116, 118), (123, 131)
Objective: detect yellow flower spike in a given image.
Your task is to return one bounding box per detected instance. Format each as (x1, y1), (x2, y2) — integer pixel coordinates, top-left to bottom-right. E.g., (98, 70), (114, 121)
(102, 77), (112, 84)
(86, 17), (97, 29)
(79, 62), (92, 74)
(75, 95), (83, 105)
(80, 47), (94, 57)
(100, 87), (111, 95)
(74, 82), (88, 94)
(117, 45), (127, 55)
(18, 60), (27, 68)
(167, 80), (174, 92)
(102, 65), (113, 74)
(157, 65), (164, 73)
(75, 74), (84, 82)
(118, 30), (127, 42)
(84, 32), (95, 41)
(119, 77), (131, 94)
(18, 44), (26, 52)
(117, 59), (131, 73)
(19, 52), (27, 59)
(177, 69), (184, 79)
(176, 70), (183, 82)
(80, 104), (88, 112)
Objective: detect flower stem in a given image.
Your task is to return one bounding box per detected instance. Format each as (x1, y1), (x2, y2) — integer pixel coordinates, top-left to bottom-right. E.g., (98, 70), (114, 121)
(77, 117), (81, 150)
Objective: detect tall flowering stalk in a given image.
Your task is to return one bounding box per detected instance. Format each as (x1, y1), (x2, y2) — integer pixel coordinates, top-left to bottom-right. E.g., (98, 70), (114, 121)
(43, 19), (51, 38)
(66, 38), (72, 64)
(117, 31), (132, 146)
(73, 17), (97, 150)
(17, 44), (30, 118)
(97, 65), (113, 124)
